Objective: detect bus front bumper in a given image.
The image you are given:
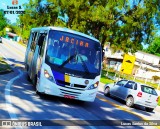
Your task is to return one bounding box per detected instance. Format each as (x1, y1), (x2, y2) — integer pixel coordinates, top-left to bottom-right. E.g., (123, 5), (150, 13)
(37, 78), (97, 102)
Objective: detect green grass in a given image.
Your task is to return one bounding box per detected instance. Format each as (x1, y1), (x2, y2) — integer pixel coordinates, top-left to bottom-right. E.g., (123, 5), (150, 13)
(0, 57), (11, 72)
(100, 70), (115, 84)
(100, 78), (114, 84)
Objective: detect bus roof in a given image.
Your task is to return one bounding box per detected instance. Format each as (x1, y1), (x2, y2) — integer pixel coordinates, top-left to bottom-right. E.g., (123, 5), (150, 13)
(31, 26), (100, 43)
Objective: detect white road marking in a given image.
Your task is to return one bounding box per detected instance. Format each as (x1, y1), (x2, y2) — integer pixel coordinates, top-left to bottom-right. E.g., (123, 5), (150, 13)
(5, 69), (23, 129)
(0, 49), (24, 129)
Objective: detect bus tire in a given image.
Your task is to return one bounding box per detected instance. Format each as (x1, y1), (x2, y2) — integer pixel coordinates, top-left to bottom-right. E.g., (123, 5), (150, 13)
(33, 75), (37, 86)
(36, 90), (41, 96)
(27, 74), (31, 82)
(34, 75), (42, 96)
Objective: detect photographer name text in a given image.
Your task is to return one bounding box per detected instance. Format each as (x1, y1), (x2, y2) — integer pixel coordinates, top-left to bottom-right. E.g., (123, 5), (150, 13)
(4, 5), (25, 14)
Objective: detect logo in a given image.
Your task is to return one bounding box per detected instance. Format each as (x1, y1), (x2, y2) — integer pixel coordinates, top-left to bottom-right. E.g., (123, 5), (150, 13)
(2, 121), (11, 126)
(12, 0), (18, 5)
(85, 80), (89, 85)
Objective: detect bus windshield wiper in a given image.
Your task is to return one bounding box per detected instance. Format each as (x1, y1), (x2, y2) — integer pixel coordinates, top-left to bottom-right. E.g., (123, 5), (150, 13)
(78, 54), (90, 76)
(59, 53), (77, 68)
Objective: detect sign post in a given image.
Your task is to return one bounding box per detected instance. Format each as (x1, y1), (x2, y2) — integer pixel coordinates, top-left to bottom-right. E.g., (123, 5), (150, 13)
(120, 54), (136, 75)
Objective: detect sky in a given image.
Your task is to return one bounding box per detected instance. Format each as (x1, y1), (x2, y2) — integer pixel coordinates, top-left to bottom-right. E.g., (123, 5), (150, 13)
(0, 0), (28, 23)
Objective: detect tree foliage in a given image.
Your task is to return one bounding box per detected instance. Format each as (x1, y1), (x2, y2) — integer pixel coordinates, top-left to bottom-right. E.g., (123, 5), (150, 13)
(0, 9), (8, 36)
(145, 36), (160, 57)
(18, 0), (160, 53)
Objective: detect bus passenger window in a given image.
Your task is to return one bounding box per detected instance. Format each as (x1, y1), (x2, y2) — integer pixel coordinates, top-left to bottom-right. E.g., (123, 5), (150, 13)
(38, 34), (46, 56)
(30, 32), (38, 51)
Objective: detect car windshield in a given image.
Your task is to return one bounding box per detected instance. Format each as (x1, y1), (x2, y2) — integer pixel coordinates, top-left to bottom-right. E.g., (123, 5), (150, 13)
(141, 85), (158, 96)
(45, 30), (102, 78)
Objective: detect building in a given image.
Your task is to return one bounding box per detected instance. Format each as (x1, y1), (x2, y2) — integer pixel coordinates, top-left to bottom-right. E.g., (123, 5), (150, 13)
(133, 51), (160, 83)
(5, 27), (20, 42)
(5, 32), (20, 42)
(104, 45), (160, 83)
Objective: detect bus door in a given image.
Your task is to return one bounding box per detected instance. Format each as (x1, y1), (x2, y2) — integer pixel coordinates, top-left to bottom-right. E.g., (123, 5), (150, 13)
(28, 32), (39, 78)
(31, 32), (47, 84)
(25, 31), (33, 69)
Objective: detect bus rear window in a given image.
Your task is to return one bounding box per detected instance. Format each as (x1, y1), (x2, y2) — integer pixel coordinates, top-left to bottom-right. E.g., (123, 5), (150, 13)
(141, 85), (158, 96)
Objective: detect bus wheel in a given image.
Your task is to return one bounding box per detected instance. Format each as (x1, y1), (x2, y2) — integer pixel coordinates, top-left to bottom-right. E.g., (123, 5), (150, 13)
(34, 75), (41, 96)
(36, 87), (42, 96)
(27, 74), (31, 82)
(36, 90), (41, 96)
(33, 75), (37, 86)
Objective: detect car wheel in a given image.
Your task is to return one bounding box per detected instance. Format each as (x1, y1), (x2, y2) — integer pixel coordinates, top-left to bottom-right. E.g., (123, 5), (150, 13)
(126, 96), (134, 107)
(104, 87), (110, 97)
(145, 107), (154, 112)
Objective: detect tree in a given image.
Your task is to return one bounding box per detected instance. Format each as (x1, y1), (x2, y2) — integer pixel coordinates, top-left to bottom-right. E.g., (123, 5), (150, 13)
(18, 0), (160, 53)
(49, 0), (160, 52)
(0, 9), (8, 36)
(145, 36), (160, 57)
(17, 0), (59, 40)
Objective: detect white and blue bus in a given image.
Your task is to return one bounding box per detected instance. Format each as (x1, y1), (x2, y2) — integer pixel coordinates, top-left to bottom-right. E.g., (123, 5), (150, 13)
(25, 27), (102, 102)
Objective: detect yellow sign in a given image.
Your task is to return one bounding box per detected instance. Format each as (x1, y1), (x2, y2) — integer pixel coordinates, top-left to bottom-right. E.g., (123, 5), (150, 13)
(120, 54), (136, 75)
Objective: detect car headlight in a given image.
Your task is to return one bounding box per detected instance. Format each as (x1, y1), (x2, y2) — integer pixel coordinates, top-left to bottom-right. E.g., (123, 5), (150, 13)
(88, 81), (99, 90)
(44, 69), (54, 81)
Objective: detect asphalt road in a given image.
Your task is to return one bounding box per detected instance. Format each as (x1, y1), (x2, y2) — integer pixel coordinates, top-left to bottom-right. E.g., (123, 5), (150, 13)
(0, 38), (159, 129)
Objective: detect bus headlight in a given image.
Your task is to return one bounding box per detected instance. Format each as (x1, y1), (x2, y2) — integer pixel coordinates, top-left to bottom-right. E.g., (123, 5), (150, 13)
(44, 70), (53, 81)
(88, 81), (99, 90)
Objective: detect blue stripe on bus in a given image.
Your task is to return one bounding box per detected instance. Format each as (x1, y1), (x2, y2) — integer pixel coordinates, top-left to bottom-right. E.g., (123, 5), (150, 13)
(52, 70), (65, 86)
(38, 71), (40, 78)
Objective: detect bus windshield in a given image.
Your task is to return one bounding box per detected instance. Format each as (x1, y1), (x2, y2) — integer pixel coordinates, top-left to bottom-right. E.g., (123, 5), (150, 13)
(45, 30), (102, 79)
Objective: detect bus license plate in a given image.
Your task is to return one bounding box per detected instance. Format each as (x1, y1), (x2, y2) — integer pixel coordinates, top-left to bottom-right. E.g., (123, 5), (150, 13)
(64, 95), (75, 99)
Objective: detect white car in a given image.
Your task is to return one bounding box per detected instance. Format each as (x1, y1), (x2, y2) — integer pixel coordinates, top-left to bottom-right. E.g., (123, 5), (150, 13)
(104, 79), (159, 112)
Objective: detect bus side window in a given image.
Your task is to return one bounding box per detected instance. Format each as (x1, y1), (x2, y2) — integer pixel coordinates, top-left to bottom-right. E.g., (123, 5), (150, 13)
(26, 32), (33, 49)
(31, 32), (38, 52)
(38, 33), (46, 57)
(28, 32), (35, 50)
